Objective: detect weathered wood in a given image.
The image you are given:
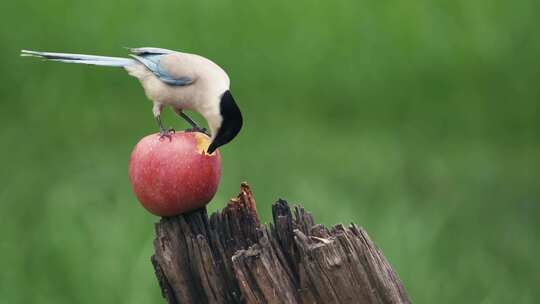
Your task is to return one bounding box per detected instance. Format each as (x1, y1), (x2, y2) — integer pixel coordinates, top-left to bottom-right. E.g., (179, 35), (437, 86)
(152, 183), (410, 304)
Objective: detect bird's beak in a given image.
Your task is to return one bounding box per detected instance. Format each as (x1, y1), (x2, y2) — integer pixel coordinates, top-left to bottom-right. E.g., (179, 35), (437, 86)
(207, 142), (218, 154)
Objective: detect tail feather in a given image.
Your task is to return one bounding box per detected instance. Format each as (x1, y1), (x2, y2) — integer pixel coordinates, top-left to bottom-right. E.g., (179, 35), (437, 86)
(21, 50), (134, 67)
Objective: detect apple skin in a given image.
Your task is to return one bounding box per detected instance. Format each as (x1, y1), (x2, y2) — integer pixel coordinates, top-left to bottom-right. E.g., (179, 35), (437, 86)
(128, 132), (221, 216)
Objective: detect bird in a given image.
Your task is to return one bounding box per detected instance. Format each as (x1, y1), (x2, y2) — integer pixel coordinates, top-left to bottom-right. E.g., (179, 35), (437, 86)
(20, 47), (243, 154)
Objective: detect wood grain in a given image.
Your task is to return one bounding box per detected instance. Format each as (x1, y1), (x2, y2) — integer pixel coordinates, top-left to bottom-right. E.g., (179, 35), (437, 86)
(152, 183), (410, 304)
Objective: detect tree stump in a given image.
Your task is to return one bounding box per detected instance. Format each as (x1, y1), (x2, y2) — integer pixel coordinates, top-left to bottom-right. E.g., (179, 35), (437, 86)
(151, 183), (410, 304)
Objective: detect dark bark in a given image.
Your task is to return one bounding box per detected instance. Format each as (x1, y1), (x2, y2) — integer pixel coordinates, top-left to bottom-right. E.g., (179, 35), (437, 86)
(152, 183), (410, 304)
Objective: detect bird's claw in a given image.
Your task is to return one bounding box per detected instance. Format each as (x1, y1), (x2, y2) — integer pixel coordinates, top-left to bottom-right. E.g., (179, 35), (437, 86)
(185, 126), (210, 137)
(159, 128), (175, 141)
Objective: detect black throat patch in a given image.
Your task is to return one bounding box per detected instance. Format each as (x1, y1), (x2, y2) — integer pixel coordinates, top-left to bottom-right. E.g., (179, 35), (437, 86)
(207, 91), (243, 153)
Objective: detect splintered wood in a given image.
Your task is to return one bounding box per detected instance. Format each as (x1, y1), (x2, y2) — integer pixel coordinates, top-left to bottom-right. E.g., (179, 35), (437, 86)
(152, 183), (410, 304)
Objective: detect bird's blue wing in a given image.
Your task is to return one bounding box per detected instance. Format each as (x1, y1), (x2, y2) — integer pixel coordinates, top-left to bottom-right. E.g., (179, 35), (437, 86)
(130, 54), (193, 86)
(128, 47), (175, 56)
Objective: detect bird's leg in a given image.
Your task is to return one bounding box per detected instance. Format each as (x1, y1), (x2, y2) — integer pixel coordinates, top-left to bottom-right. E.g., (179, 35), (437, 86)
(181, 112), (209, 135)
(173, 109), (210, 136)
(155, 115), (175, 140)
(153, 103), (174, 141)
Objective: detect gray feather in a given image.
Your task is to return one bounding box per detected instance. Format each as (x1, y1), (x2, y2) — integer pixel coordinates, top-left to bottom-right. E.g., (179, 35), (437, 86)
(130, 54), (193, 86)
(21, 50), (134, 67)
(127, 47), (175, 56)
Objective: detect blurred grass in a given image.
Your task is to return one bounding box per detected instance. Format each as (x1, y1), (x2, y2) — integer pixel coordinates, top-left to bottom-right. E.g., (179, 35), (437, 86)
(1, 0), (539, 303)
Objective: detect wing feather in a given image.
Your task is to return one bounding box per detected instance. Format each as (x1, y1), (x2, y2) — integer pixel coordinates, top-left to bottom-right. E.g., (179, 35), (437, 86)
(130, 53), (194, 86)
(127, 47), (175, 56)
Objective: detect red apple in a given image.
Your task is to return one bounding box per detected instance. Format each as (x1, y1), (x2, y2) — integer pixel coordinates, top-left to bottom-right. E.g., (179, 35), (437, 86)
(128, 131), (221, 216)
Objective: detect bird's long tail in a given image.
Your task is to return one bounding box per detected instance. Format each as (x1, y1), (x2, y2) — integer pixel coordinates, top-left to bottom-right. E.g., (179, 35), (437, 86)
(21, 50), (135, 67)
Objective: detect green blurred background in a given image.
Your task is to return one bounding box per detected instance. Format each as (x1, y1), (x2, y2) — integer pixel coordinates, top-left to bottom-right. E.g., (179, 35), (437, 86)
(1, 0), (539, 302)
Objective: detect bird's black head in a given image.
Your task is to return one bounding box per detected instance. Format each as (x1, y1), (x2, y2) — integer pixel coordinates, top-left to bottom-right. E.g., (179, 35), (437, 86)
(207, 90), (243, 154)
